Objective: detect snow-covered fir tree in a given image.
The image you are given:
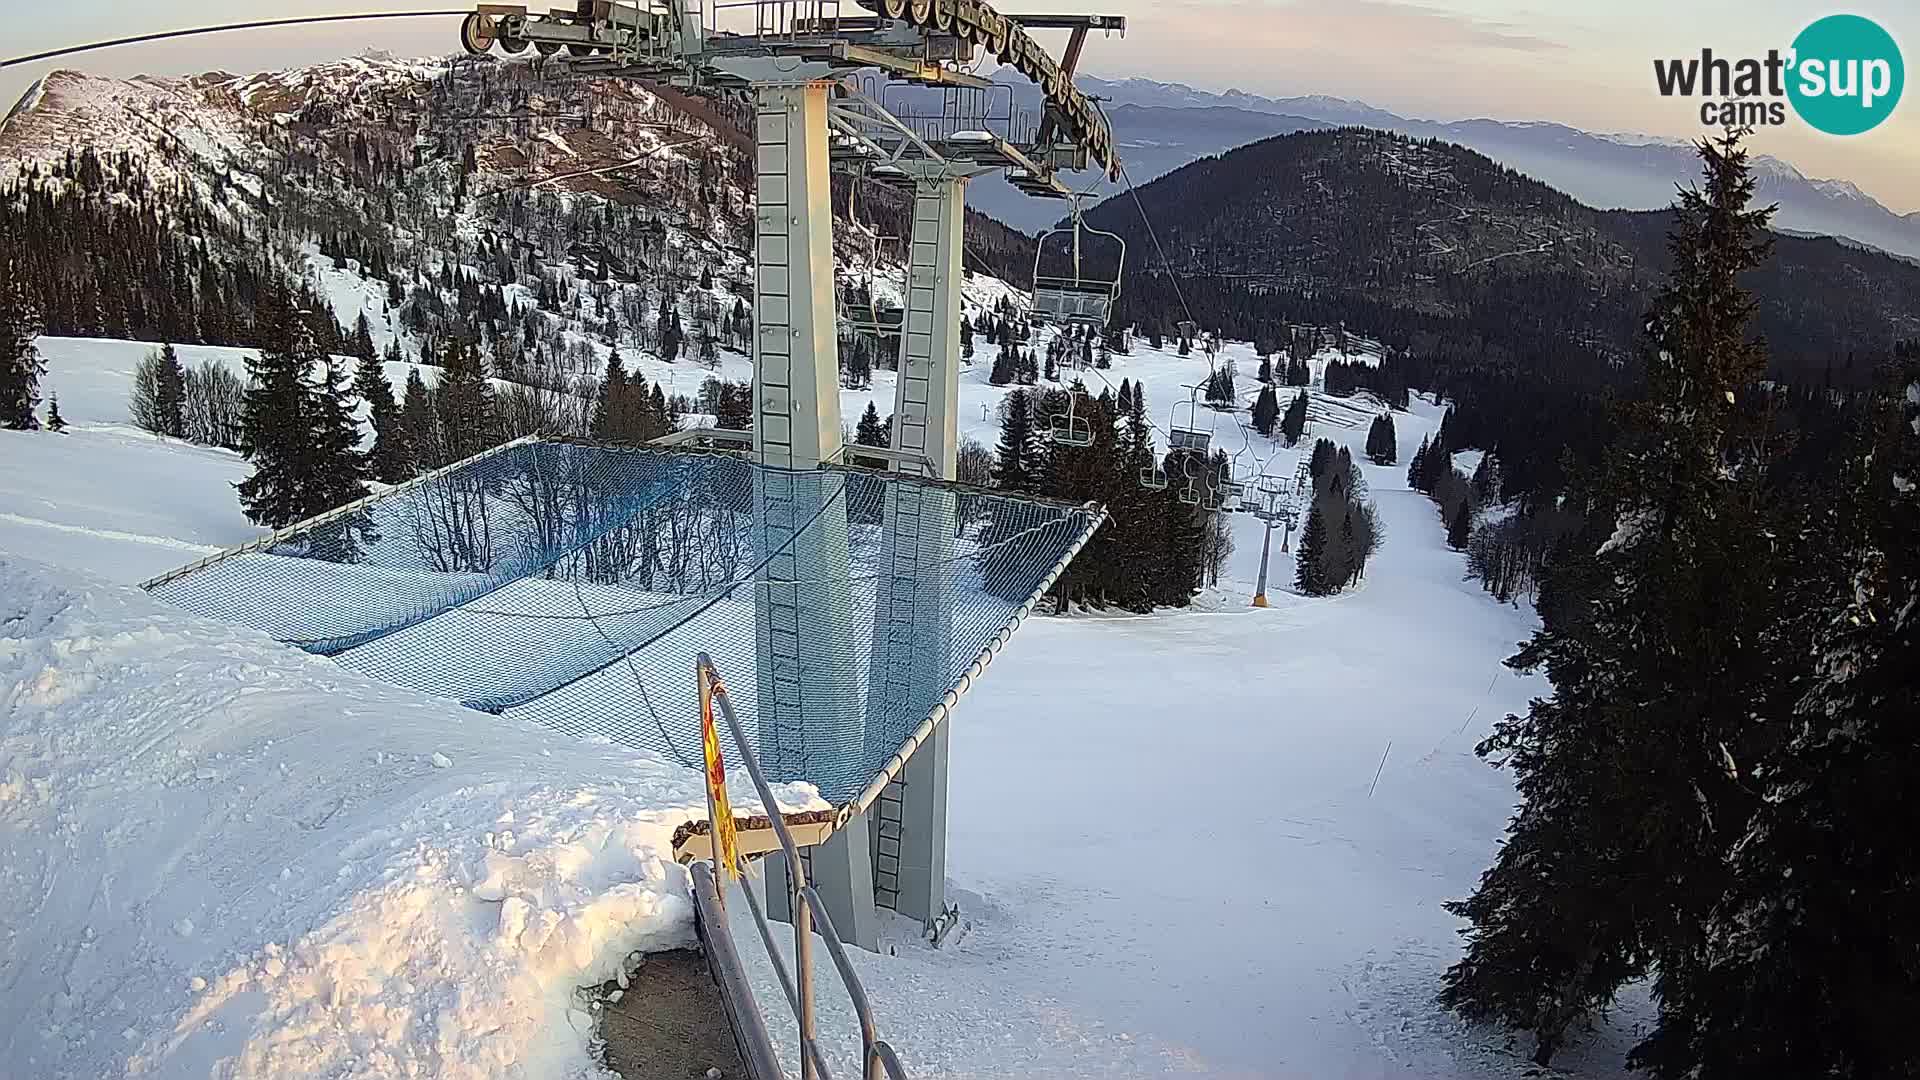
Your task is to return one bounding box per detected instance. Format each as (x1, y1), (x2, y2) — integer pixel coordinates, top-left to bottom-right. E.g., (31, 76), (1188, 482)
(1441, 129), (1795, 1068)
(1625, 355), (1920, 1079)
(238, 292), (365, 529)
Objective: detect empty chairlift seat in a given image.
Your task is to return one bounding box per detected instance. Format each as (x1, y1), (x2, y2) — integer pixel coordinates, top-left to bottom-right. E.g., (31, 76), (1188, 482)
(1029, 197), (1125, 328)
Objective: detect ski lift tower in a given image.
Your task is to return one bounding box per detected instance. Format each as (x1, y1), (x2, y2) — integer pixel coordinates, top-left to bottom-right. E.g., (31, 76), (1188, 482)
(460, 0), (1125, 948)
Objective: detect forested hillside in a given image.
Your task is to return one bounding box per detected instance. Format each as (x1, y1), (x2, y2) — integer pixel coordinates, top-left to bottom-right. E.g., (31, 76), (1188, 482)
(1091, 127), (1920, 384)
(0, 54), (1035, 382)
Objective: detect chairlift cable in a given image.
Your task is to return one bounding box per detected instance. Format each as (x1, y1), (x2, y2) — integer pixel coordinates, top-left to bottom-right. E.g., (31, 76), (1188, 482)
(3, 11), (469, 69)
(1096, 96), (1199, 360)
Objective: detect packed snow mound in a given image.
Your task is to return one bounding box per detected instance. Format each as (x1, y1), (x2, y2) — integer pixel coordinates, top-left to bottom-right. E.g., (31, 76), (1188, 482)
(0, 555), (822, 1080)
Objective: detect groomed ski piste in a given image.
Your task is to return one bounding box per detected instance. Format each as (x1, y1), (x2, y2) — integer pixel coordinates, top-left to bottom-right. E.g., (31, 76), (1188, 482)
(1, 325), (1651, 1078)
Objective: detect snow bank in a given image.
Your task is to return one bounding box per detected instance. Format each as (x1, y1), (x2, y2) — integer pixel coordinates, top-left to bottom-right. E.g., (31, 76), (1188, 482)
(0, 555), (816, 1079)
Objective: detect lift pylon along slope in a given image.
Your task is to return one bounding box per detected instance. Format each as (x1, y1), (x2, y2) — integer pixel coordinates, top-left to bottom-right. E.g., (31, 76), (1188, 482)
(458, 0), (1124, 948)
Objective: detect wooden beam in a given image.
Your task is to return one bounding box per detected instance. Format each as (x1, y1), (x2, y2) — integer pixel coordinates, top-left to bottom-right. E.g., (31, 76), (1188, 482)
(673, 809), (839, 863)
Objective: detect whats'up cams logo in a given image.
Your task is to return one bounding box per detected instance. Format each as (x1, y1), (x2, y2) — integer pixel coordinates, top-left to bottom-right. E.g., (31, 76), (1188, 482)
(1654, 14), (1904, 134)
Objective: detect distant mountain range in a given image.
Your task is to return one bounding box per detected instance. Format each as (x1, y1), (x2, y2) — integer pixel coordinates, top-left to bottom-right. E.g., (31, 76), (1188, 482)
(1080, 126), (1920, 385)
(969, 74), (1920, 263)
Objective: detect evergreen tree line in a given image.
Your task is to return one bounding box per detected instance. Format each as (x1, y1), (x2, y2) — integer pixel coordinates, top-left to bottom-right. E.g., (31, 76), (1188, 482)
(0, 154), (355, 350)
(1251, 385), (1315, 446)
(1405, 416), (1483, 554)
(1437, 131), (1920, 1079)
(985, 379), (1229, 612)
(1254, 352), (1313, 388)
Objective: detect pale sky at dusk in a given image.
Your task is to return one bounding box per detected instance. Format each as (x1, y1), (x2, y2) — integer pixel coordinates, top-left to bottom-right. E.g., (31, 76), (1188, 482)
(4, 1), (1916, 212)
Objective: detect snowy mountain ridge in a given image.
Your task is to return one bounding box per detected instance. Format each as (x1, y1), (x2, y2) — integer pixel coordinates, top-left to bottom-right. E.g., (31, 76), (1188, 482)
(966, 73), (1920, 258)
(1, 54), (765, 379)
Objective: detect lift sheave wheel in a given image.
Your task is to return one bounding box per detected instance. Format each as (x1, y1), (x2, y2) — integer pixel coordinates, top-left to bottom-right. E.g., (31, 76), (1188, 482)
(460, 12), (499, 55)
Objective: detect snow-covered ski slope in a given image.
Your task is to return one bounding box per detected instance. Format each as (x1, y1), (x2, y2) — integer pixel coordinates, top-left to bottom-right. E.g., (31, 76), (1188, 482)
(2, 334), (1646, 1077)
(0, 552), (827, 1080)
(730, 396), (1647, 1080)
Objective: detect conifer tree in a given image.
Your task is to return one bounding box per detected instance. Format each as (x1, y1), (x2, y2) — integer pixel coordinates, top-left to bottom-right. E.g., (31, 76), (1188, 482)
(593, 346), (631, 441)
(1151, 482), (1206, 607)
(652, 383), (677, 431)
(1417, 435), (1451, 493)
(351, 312), (377, 362)
(1441, 130), (1789, 1067)
(1628, 358), (1920, 1079)
(1104, 383), (1162, 612)
(854, 401), (887, 450)
(308, 352), (371, 518)
(45, 391), (66, 432)
(1332, 506), (1361, 587)
(658, 302), (683, 363)
(155, 342), (187, 438)
(1406, 435), (1429, 490)
(1446, 499), (1471, 550)
(1293, 500), (1331, 596)
(1308, 437), (1336, 480)
(1251, 384), (1280, 437)
(355, 348), (410, 482)
(400, 367), (435, 471)
(1365, 413), (1397, 465)
(989, 344), (1016, 386)
(435, 335), (496, 463)
(992, 389), (1042, 492)
(237, 294), (312, 528)
(1, 275), (45, 430)
(238, 294), (364, 530)
(1471, 452), (1502, 505)
(1281, 389), (1309, 445)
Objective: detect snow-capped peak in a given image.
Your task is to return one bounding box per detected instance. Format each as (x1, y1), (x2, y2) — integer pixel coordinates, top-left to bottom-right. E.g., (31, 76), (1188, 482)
(1811, 177), (1871, 202)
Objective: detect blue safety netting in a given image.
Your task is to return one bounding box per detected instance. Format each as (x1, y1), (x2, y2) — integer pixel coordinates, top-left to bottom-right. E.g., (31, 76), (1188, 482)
(147, 439), (1104, 803)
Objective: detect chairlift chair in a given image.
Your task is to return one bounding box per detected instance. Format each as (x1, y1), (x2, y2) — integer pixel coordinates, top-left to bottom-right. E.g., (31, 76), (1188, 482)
(1049, 389), (1095, 448)
(840, 191), (902, 341)
(1031, 196), (1125, 328)
(1167, 387), (1212, 456)
(1140, 462), (1169, 490)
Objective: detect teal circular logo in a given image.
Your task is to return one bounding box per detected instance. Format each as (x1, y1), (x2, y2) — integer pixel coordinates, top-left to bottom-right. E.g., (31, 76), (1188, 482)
(1788, 14), (1903, 135)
